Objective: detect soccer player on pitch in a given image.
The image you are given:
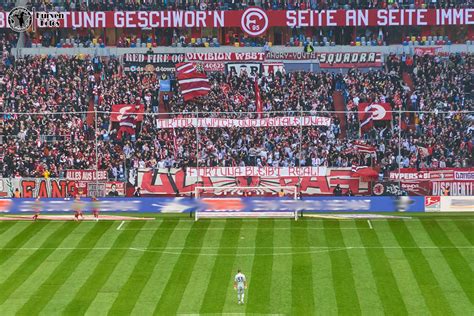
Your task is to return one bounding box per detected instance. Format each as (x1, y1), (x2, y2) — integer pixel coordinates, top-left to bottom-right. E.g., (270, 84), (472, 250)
(32, 197), (41, 221)
(234, 269), (247, 305)
(73, 196), (84, 221)
(91, 196), (100, 221)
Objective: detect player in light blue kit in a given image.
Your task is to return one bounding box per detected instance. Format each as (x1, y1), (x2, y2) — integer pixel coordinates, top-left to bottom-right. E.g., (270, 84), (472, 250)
(234, 269), (247, 305)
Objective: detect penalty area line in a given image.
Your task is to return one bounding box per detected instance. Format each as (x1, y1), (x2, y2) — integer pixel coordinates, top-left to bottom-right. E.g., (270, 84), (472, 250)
(117, 221), (125, 231)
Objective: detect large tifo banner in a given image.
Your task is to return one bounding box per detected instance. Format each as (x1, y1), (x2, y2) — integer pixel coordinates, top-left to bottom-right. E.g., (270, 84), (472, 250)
(389, 168), (474, 196)
(2, 9), (471, 34)
(156, 116), (331, 128)
(0, 178), (124, 198)
(129, 168), (370, 196)
(0, 196), (424, 213)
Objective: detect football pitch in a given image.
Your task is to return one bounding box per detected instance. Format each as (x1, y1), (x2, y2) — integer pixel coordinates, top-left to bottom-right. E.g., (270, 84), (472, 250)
(0, 215), (473, 315)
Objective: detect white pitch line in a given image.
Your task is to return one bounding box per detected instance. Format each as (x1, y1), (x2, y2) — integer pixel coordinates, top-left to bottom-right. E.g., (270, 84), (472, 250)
(1, 246), (472, 251)
(120, 227), (371, 231)
(117, 221), (125, 231)
(1, 246), (472, 257)
(367, 220), (373, 229)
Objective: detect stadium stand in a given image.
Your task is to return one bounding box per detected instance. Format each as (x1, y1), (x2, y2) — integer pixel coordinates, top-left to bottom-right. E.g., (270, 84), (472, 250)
(1, 52), (472, 180)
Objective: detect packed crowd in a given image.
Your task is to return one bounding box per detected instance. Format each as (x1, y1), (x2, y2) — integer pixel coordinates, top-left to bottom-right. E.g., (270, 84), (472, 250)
(23, 0), (474, 11)
(0, 52), (472, 179)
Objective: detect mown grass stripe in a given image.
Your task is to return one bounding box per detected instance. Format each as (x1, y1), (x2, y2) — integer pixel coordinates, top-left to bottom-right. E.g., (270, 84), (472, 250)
(17, 222), (114, 315)
(270, 220), (292, 315)
(323, 220), (361, 315)
(174, 220), (225, 314)
(0, 222), (47, 268)
(451, 219), (474, 246)
(152, 220), (211, 315)
(339, 221), (384, 315)
(220, 220), (257, 314)
(107, 219), (180, 315)
(0, 222), (17, 236)
(291, 219), (315, 315)
(199, 220), (243, 314)
(419, 219), (474, 306)
(62, 221), (147, 315)
(3, 222), (99, 315)
(306, 220), (338, 316)
(84, 225), (157, 315)
(246, 219), (274, 314)
(387, 220), (455, 315)
(130, 221), (196, 315)
(372, 221), (431, 315)
(355, 220), (408, 314)
(0, 222), (80, 305)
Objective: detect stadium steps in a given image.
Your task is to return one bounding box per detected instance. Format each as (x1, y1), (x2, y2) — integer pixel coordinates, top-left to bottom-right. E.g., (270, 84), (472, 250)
(86, 97), (95, 126)
(158, 92), (171, 118)
(402, 72), (416, 131)
(332, 91), (347, 138)
(402, 72), (415, 92)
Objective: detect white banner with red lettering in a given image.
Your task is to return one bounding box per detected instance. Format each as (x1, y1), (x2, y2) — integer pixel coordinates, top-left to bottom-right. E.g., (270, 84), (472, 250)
(156, 116), (331, 128)
(186, 52), (266, 62)
(187, 167), (327, 177)
(66, 170), (108, 181)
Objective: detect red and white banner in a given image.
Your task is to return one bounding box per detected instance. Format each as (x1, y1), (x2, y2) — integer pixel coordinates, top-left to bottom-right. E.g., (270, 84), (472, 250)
(111, 104), (145, 122)
(0, 178), (77, 198)
(431, 181), (474, 196)
(177, 71), (211, 101)
(358, 103), (392, 121)
(319, 52), (383, 68)
(156, 116), (331, 128)
(262, 62), (285, 76)
(414, 46), (442, 56)
(265, 52), (318, 60)
(124, 53), (185, 63)
(187, 167), (327, 177)
(5, 9), (472, 36)
(186, 52), (266, 62)
(389, 168), (474, 181)
(66, 170), (108, 181)
(353, 141), (376, 154)
(133, 167), (370, 196)
(389, 168), (474, 196)
(201, 62), (225, 72)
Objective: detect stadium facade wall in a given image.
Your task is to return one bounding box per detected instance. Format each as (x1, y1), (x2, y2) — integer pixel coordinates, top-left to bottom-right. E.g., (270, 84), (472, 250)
(13, 44), (473, 58)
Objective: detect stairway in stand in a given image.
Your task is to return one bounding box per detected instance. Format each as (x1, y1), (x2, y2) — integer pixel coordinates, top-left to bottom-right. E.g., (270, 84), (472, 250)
(402, 71), (416, 131)
(332, 91), (347, 138)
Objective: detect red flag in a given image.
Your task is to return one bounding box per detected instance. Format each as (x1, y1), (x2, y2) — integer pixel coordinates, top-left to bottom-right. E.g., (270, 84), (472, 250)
(176, 62), (196, 75)
(111, 104), (145, 122)
(360, 111), (374, 134)
(353, 141), (376, 154)
(358, 103), (392, 121)
(117, 113), (136, 139)
(177, 72), (211, 101)
(255, 79), (263, 118)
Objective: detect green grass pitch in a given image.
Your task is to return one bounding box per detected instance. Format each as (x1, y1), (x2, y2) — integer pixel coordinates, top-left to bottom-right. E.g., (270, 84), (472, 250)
(0, 215), (473, 315)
